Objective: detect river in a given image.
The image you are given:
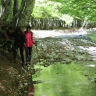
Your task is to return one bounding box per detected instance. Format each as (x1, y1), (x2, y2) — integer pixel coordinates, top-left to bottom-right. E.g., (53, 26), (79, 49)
(28, 28), (96, 96)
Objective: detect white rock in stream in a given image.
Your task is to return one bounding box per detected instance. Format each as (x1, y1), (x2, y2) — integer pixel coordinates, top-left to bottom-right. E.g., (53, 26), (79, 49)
(78, 46), (96, 61)
(86, 64), (95, 67)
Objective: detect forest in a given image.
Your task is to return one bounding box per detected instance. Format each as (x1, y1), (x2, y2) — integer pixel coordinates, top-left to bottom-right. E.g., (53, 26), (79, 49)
(0, 0), (96, 96)
(0, 0), (96, 28)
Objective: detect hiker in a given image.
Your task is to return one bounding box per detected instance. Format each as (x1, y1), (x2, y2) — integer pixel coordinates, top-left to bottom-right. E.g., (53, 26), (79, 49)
(24, 25), (36, 65)
(6, 26), (25, 66)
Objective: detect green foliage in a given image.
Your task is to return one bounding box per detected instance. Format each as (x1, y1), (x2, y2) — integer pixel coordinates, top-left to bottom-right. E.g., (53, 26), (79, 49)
(32, 0), (74, 24)
(32, 0), (96, 22)
(0, 0), (96, 26)
(32, 0), (62, 18)
(88, 32), (96, 42)
(18, 0), (22, 8)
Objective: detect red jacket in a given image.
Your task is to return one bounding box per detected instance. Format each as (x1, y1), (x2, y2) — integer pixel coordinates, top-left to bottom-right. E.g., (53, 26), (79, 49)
(24, 31), (35, 47)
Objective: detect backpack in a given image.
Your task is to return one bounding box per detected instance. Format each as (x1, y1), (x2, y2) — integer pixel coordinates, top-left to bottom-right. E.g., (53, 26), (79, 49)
(24, 31), (35, 47)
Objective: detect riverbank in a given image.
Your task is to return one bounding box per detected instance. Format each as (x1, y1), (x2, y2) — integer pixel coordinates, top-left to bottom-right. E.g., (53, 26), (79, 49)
(0, 49), (22, 95)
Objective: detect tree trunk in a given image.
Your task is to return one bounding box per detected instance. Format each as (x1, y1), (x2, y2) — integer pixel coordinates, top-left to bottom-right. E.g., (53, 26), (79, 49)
(13, 0), (19, 16)
(10, 0), (26, 26)
(0, 0), (36, 27)
(18, 0), (35, 27)
(12, 0), (19, 26)
(0, 0), (13, 25)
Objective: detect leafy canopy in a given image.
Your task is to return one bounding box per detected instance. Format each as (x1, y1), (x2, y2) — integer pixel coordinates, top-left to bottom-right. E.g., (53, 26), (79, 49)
(32, 0), (96, 22)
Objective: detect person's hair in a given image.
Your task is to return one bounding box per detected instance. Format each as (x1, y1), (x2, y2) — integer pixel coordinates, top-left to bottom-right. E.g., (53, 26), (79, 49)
(26, 25), (31, 29)
(8, 25), (14, 30)
(15, 26), (22, 33)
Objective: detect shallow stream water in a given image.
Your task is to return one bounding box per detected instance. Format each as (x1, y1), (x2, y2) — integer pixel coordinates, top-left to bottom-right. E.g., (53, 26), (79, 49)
(31, 29), (96, 96)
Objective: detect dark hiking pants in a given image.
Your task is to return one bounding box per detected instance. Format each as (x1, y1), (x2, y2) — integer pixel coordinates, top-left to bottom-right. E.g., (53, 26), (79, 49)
(12, 44), (24, 63)
(25, 47), (32, 65)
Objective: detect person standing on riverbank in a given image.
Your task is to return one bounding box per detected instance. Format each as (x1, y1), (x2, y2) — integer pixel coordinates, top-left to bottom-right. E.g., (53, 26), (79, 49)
(24, 25), (36, 65)
(6, 26), (25, 66)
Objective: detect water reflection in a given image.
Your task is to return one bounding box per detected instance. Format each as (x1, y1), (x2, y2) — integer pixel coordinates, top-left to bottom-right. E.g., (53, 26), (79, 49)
(27, 77), (35, 96)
